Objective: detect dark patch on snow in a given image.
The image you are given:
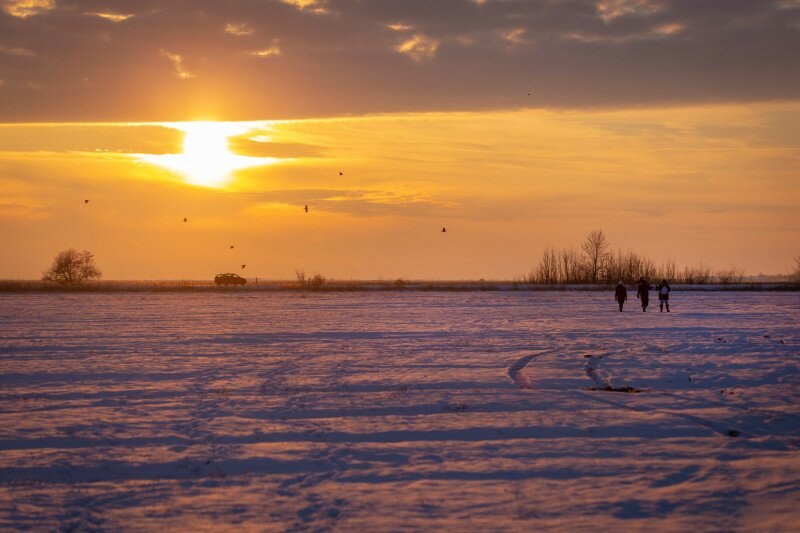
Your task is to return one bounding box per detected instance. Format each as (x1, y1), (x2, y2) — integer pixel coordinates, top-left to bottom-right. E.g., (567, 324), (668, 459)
(587, 386), (645, 394)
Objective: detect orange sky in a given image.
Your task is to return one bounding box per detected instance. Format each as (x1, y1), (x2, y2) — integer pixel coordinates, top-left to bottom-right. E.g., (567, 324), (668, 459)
(1, 104), (798, 279)
(1, 1), (798, 279)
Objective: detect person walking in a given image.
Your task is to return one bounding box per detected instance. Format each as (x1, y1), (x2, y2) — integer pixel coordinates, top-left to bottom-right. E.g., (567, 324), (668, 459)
(636, 277), (651, 312)
(614, 281), (627, 312)
(656, 279), (671, 312)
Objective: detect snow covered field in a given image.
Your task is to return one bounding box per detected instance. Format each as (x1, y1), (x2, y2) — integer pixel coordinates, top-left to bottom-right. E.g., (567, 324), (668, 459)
(1, 291), (799, 531)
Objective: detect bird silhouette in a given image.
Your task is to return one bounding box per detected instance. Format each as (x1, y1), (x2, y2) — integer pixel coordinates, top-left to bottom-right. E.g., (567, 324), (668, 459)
(338, 171), (343, 176)
(304, 205), (308, 213)
(241, 264), (246, 269)
(183, 217), (188, 222)
(441, 227), (447, 233)
(84, 199), (89, 204)
(230, 245), (235, 249)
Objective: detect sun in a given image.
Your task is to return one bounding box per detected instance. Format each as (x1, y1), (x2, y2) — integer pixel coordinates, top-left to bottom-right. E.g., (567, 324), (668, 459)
(139, 122), (277, 187)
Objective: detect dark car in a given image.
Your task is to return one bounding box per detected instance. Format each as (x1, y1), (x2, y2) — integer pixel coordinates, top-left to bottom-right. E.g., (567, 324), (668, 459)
(214, 273), (247, 286)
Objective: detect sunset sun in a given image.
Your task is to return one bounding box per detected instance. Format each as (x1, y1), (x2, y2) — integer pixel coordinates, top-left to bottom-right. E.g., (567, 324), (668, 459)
(140, 122), (277, 187)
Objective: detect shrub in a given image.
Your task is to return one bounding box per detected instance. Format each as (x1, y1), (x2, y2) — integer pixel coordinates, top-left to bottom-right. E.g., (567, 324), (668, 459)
(295, 269), (325, 290)
(716, 266), (744, 284)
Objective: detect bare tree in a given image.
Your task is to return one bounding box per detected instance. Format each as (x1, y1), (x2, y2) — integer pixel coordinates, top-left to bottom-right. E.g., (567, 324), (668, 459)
(581, 230), (610, 284)
(791, 256), (800, 286)
(534, 247), (560, 284)
(42, 249), (102, 284)
(560, 247), (582, 283)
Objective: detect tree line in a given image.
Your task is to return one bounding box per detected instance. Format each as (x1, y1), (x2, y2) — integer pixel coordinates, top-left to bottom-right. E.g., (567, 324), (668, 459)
(526, 230), (749, 285)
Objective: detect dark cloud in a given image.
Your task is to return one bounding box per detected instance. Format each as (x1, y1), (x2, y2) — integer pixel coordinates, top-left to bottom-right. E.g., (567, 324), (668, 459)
(0, 0), (798, 121)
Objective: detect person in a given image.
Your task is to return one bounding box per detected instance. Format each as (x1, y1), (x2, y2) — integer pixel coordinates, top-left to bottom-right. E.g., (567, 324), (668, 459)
(636, 277), (651, 312)
(614, 281), (627, 312)
(656, 279), (671, 312)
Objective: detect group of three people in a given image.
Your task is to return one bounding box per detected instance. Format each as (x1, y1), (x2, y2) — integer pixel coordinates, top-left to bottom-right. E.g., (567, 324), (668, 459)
(615, 278), (671, 312)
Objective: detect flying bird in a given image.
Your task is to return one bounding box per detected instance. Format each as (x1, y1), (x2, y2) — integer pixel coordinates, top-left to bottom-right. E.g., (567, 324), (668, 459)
(83, 199), (89, 204)
(230, 245), (235, 249)
(338, 171), (343, 176)
(441, 227), (447, 233)
(241, 264), (246, 269)
(304, 205), (308, 213)
(183, 217), (188, 222)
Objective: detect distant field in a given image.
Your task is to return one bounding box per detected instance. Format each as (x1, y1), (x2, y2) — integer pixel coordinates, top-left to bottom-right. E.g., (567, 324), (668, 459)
(0, 279), (796, 292)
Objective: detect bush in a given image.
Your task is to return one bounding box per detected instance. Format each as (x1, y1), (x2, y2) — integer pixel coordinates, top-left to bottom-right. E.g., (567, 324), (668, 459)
(716, 266), (744, 284)
(295, 269), (326, 290)
(42, 249), (102, 284)
(681, 263), (713, 284)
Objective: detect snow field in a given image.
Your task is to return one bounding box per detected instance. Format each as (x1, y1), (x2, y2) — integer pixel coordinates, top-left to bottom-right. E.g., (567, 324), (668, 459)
(1, 291), (799, 531)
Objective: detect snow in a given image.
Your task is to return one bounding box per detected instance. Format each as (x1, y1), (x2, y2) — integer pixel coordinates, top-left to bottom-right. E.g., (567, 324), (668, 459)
(1, 291), (799, 531)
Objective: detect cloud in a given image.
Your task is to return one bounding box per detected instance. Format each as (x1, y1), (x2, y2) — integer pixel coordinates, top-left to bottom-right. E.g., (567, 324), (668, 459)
(85, 12), (135, 23)
(501, 28), (527, 45)
(0, 43), (34, 56)
(396, 34), (438, 62)
(228, 137), (322, 158)
(160, 50), (195, 79)
(248, 46), (281, 58)
(2, 0), (54, 18)
(248, 188), (452, 218)
(0, 0), (797, 121)
(224, 22), (254, 36)
(596, 0), (664, 23)
(278, 0), (328, 15)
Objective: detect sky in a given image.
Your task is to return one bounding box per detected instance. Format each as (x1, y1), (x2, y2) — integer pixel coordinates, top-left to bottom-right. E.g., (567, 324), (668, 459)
(1, 0), (799, 279)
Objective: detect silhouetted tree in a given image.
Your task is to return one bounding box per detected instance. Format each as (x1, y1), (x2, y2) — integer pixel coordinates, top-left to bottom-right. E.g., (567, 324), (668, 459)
(560, 247), (583, 283)
(581, 230), (610, 284)
(791, 256), (800, 286)
(534, 247), (560, 284)
(42, 249), (102, 284)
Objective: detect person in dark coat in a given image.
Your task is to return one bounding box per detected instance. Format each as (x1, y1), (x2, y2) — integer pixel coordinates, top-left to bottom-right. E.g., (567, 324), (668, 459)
(614, 281), (627, 312)
(636, 277), (651, 312)
(656, 279), (671, 312)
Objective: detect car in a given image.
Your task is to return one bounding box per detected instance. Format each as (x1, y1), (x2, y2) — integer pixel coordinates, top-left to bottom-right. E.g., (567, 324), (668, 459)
(214, 273), (247, 286)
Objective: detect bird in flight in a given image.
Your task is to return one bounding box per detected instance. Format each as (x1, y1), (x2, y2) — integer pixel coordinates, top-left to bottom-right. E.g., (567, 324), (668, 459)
(304, 205), (308, 213)
(183, 217), (188, 223)
(241, 264), (246, 269)
(338, 171), (343, 176)
(83, 199), (89, 204)
(230, 245), (235, 249)
(441, 227), (447, 233)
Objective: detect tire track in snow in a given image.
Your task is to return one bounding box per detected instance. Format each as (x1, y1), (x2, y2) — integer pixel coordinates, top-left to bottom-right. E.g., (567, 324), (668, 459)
(507, 350), (557, 389)
(508, 348), (786, 440)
